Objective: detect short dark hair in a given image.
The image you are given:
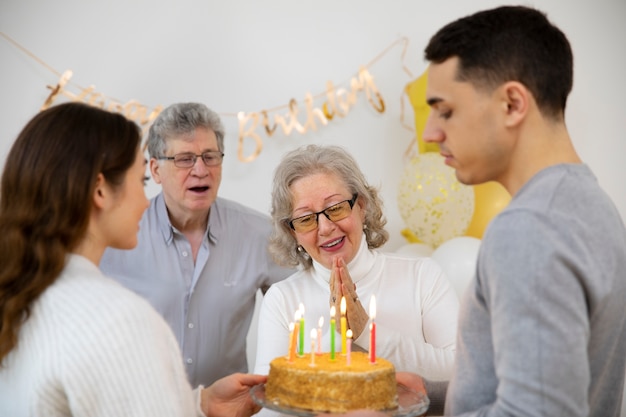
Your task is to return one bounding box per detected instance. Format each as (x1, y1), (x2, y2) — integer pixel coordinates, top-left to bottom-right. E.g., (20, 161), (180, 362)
(424, 5), (573, 120)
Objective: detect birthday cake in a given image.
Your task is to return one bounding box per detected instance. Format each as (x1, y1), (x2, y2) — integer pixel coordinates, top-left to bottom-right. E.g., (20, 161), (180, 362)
(264, 351), (397, 413)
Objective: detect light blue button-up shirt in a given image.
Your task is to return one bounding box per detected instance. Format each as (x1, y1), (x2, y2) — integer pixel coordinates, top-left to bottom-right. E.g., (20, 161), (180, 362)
(101, 193), (293, 387)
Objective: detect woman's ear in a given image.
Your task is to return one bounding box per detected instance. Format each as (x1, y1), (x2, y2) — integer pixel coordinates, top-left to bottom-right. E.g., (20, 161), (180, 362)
(358, 197), (367, 223)
(92, 173), (107, 210)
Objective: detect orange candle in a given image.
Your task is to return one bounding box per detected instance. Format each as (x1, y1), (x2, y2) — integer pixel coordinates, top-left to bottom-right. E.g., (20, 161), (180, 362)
(346, 329), (353, 366)
(369, 295), (376, 364)
(340, 296), (347, 354)
(288, 322), (296, 362)
(330, 306), (336, 360)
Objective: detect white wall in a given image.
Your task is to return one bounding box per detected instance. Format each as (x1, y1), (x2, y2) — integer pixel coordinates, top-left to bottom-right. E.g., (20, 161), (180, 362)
(2, 2), (626, 415)
(1, 0), (625, 255)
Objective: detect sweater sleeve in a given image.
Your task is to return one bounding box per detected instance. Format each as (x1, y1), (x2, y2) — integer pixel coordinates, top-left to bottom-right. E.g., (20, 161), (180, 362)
(60, 289), (200, 417)
(373, 258), (459, 381)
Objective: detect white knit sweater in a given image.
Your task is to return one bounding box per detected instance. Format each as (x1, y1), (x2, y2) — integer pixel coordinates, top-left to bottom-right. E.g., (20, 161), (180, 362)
(0, 254), (203, 416)
(254, 236), (459, 380)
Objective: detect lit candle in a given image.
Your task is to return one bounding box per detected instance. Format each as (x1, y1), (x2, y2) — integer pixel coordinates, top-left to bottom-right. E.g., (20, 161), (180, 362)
(287, 322), (296, 362)
(298, 303), (305, 357)
(346, 329), (353, 366)
(330, 306), (336, 360)
(310, 329), (317, 367)
(317, 316), (324, 355)
(293, 310), (301, 360)
(340, 296), (347, 354)
(369, 295), (377, 364)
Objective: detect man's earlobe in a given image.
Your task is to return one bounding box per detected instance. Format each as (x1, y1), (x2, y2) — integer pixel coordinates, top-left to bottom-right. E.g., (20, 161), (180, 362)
(502, 81), (528, 126)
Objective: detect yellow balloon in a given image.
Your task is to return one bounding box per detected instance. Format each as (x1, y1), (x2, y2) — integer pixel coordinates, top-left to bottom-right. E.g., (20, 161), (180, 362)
(465, 182), (511, 238)
(406, 67), (439, 154)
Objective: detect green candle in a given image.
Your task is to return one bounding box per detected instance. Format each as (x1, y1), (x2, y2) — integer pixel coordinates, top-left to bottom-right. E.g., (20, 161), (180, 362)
(298, 303), (305, 356)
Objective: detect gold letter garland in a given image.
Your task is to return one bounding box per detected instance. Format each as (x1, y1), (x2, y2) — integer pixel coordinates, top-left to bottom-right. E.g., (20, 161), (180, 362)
(236, 67), (385, 162)
(2, 32), (414, 162)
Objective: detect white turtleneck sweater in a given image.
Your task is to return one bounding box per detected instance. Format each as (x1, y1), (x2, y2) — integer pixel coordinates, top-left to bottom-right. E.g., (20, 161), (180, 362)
(0, 254), (203, 417)
(253, 236), (459, 381)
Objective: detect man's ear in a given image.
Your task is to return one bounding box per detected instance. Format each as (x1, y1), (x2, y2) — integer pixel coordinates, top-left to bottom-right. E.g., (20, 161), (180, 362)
(150, 158), (162, 185)
(93, 173), (107, 210)
(500, 81), (530, 127)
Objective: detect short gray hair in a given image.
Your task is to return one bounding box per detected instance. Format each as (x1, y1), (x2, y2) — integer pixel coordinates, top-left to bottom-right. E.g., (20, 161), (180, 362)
(147, 102), (225, 158)
(269, 145), (388, 269)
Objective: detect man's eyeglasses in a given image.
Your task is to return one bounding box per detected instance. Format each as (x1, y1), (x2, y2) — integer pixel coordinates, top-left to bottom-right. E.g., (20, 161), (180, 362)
(157, 151), (224, 168)
(288, 194), (358, 233)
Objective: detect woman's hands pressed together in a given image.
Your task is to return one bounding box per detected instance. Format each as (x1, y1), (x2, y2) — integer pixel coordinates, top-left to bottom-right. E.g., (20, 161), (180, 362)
(329, 256), (369, 339)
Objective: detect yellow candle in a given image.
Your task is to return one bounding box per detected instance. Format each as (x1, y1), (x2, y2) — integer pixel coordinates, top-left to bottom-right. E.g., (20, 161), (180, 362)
(292, 310), (301, 360)
(330, 306), (336, 360)
(340, 296), (347, 354)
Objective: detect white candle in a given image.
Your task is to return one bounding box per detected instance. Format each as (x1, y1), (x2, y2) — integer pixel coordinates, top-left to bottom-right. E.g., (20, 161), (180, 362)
(317, 316), (324, 354)
(310, 329), (317, 367)
(346, 329), (353, 366)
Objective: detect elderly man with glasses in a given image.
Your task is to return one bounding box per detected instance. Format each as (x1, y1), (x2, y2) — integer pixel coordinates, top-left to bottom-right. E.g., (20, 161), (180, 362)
(101, 102), (294, 388)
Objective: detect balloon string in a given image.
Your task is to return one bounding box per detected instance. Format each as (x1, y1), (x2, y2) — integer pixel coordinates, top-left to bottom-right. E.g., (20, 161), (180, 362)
(365, 36), (413, 78)
(1, 31), (150, 112)
(2, 31), (416, 120)
(1, 31), (62, 77)
(221, 36), (414, 117)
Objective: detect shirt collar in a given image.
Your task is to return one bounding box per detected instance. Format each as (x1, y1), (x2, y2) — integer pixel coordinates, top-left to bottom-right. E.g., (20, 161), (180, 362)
(155, 193), (216, 245)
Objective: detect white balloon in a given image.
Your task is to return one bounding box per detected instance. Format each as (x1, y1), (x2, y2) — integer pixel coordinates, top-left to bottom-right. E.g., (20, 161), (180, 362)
(431, 237), (481, 298)
(397, 154), (475, 248)
(395, 243), (434, 258)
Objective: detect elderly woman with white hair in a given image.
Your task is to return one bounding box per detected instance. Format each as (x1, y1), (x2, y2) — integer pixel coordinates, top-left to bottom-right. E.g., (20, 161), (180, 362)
(253, 145), (459, 387)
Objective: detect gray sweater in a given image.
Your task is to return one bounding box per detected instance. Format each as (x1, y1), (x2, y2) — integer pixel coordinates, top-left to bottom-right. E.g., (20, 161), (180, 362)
(445, 164), (626, 417)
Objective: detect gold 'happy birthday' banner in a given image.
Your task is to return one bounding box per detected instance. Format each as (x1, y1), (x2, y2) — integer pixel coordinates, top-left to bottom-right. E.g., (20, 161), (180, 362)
(1, 32), (412, 162)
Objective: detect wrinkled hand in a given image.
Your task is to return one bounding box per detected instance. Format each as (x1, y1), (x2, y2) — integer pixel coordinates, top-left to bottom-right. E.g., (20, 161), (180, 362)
(329, 257), (369, 339)
(201, 373), (266, 417)
(395, 372), (427, 396)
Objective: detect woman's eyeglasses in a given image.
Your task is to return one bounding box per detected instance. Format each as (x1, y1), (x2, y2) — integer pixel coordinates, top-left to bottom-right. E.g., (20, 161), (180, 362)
(288, 194), (358, 233)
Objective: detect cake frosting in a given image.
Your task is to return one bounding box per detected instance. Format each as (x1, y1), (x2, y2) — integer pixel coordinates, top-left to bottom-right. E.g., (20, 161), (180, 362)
(264, 351), (397, 413)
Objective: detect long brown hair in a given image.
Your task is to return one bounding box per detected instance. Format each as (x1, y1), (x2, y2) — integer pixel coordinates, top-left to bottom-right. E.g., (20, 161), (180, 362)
(0, 102), (141, 363)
